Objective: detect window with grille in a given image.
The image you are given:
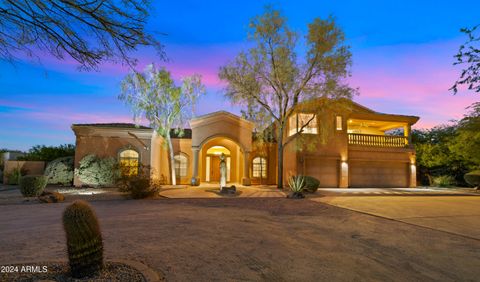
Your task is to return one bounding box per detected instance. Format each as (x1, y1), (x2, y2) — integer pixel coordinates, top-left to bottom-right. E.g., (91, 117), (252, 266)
(119, 149), (139, 176)
(174, 154), (188, 178)
(252, 157), (267, 178)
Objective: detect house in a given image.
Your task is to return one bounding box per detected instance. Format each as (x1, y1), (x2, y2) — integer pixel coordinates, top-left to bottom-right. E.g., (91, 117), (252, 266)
(71, 100), (419, 188)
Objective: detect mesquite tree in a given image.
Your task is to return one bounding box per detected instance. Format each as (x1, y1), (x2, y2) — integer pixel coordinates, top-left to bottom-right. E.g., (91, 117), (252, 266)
(452, 24), (480, 94)
(0, 0), (162, 70)
(120, 64), (205, 185)
(219, 7), (353, 188)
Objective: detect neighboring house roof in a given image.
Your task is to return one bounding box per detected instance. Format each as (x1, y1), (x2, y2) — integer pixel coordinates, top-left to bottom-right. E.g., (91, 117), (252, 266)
(71, 123), (192, 138)
(72, 123), (152, 129)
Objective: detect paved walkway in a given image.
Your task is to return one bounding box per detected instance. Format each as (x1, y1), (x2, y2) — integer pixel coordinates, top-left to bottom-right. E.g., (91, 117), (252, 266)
(317, 187), (479, 196)
(313, 195), (480, 240)
(159, 184), (286, 198)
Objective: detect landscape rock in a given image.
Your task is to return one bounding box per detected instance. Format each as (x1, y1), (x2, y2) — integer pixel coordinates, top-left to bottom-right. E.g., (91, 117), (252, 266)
(38, 191), (65, 203)
(220, 185), (236, 195)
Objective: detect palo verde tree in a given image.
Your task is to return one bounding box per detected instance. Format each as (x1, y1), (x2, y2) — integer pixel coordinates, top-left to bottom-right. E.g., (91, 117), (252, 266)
(120, 64), (205, 185)
(451, 24), (480, 94)
(219, 7), (353, 188)
(0, 0), (162, 70)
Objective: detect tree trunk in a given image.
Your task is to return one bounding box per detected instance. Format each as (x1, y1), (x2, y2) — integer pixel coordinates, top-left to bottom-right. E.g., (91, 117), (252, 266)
(277, 125), (284, 189)
(166, 135), (176, 185)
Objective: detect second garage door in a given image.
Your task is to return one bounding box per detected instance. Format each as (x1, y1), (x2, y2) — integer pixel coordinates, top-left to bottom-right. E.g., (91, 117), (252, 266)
(304, 158), (339, 188)
(350, 160), (408, 188)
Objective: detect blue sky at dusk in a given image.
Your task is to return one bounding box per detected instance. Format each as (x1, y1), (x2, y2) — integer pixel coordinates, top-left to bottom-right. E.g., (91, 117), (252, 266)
(1, 0), (479, 150)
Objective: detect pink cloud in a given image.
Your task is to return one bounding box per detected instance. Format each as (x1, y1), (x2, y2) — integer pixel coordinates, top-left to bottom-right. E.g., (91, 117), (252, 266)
(350, 39), (478, 128)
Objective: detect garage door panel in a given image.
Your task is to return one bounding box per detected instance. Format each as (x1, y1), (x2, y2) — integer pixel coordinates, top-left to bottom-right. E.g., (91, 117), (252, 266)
(305, 158), (338, 188)
(350, 161), (408, 188)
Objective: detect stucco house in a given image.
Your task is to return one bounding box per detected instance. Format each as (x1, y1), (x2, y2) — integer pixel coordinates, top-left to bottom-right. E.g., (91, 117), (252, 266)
(72, 100), (419, 188)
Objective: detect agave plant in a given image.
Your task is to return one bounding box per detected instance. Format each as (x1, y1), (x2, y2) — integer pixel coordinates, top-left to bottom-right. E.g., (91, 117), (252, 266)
(287, 175), (305, 199)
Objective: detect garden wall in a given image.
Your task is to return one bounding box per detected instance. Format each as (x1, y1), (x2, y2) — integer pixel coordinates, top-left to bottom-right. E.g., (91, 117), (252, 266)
(3, 161), (45, 184)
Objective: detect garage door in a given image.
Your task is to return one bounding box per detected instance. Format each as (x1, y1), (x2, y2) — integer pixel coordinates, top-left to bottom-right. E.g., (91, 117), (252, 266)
(304, 158), (339, 188)
(350, 161), (408, 188)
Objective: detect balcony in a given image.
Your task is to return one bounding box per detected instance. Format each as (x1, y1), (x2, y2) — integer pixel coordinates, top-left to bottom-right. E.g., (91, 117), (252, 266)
(348, 133), (409, 148)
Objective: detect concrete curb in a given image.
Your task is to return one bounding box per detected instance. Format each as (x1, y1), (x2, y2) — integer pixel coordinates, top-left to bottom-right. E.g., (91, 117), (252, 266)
(111, 259), (164, 282)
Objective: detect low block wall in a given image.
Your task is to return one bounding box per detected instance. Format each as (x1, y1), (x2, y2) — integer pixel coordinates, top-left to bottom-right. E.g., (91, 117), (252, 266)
(3, 161), (45, 184)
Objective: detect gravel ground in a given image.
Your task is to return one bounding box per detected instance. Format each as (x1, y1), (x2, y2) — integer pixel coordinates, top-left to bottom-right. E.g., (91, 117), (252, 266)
(0, 261), (146, 282)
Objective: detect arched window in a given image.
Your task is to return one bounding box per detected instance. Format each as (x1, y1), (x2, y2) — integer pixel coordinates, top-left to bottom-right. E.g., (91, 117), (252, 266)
(174, 153), (188, 178)
(252, 157), (267, 178)
(119, 149), (139, 176)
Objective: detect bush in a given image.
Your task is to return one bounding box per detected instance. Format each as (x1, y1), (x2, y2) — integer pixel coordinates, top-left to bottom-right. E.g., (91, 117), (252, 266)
(432, 175), (456, 187)
(19, 175), (48, 197)
(118, 166), (160, 199)
(299, 175), (320, 193)
(44, 156), (74, 186)
(464, 170), (480, 189)
(75, 155), (119, 187)
(63, 200), (103, 278)
(6, 167), (27, 185)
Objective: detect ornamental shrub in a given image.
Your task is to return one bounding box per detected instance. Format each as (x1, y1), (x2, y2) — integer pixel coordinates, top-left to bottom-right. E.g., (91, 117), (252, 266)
(75, 155), (119, 187)
(63, 200), (103, 278)
(118, 166), (160, 199)
(44, 156), (74, 186)
(432, 175), (456, 187)
(299, 175), (320, 193)
(464, 170), (480, 189)
(19, 175), (48, 197)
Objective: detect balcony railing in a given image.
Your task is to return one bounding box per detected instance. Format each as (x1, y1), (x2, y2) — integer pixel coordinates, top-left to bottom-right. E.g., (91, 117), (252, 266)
(348, 133), (408, 148)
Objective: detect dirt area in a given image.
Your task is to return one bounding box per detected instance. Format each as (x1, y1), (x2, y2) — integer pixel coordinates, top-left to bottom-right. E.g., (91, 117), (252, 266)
(0, 197), (479, 281)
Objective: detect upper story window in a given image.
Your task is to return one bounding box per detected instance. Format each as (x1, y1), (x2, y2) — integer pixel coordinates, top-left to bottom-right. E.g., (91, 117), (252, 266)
(119, 149), (139, 176)
(252, 157), (267, 178)
(288, 113), (318, 136)
(174, 153), (188, 178)
(336, 116), (343, 131)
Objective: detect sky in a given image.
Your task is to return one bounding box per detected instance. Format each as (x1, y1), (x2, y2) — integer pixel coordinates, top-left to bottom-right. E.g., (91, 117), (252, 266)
(1, 0), (479, 151)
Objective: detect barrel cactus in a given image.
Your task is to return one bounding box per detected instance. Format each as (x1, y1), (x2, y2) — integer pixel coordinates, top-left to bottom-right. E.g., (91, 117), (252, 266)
(63, 200), (103, 278)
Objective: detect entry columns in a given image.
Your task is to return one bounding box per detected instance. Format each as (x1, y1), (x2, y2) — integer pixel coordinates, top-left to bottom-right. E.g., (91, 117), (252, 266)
(191, 147), (200, 186)
(242, 151), (251, 186)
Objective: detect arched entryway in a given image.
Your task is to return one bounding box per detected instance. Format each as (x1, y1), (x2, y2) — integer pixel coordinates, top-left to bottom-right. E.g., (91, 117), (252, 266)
(189, 111), (254, 186)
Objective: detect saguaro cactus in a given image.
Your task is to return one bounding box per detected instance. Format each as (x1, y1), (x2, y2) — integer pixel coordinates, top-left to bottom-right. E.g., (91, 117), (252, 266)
(62, 200), (104, 278)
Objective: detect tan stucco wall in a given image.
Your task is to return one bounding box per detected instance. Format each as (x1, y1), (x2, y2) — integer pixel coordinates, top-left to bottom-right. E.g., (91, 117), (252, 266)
(190, 111), (253, 152)
(3, 161), (45, 183)
(250, 142), (277, 185)
(172, 138), (193, 184)
(72, 126), (153, 187)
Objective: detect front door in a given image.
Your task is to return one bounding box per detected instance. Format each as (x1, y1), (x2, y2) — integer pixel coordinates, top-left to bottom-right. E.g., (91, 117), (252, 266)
(210, 156), (221, 182)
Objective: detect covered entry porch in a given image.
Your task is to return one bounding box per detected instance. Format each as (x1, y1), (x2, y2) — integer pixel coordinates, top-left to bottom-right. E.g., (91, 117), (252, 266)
(189, 111), (254, 186)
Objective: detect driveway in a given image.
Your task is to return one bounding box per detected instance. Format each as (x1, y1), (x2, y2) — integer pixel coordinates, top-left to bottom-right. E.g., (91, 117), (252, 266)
(314, 195), (480, 240)
(0, 198), (479, 281)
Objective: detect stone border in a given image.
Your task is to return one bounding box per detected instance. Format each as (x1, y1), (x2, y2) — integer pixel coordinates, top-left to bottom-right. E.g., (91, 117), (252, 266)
(111, 259), (164, 282)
